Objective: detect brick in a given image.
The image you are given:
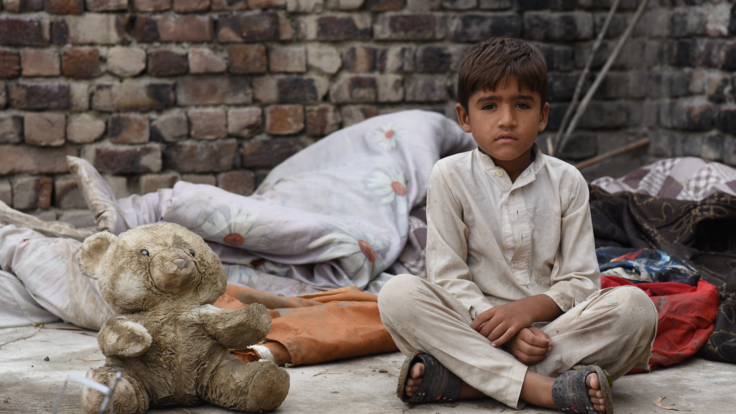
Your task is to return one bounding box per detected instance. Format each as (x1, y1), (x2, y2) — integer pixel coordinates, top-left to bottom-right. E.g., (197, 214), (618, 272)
(54, 175), (86, 209)
(173, 0), (209, 11)
(189, 48), (226, 74)
(216, 12), (280, 42)
(65, 14), (130, 45)
(241, 138), (307, 168)
(21, 49), (60, 77)
(306, 104), (340, 137)
(265, 105), (304, 135)
(330, 75), (377, 103)
(253, 76), (329, 104)
(0, 180), (11, 207)
(2, 0), (45, 12)
(248, 0), (285, 8)
(24, 112), (65, 146)
(86, 0), (128, 10)
(140, 172), (179, 194)
(69, 82), (88, 111)
(725, 137), (736, 167)
(227, 107), (262, 138)
(575, 101), (631, 129)
(82, 144), (161, 174)
(150, 111), (188, 143)
(107, 47), (146, 78)
(377, 74), (403, 102)
(92, 81), (175, 112)
(51, 19), (69, 44)
(524, 12), (593, 41)
(365, 0), (402, 10)
(45, 0), (84, 13)
(0, 114), (23, 144)
(269, 46), (307, 73)
(211, 0), (246, 10)
(163, 139), (239, 173)
(593, 72), (630, 100)
(552, 45), (574, 72)
(730, 4), (736, 36)
(136, 15), (213, 43)
(0, 81), (5, 108)
(67, 114), (105, 144)
(705, 74), (732, 103)
(188, 108), (227, 140)
(0, 145), (76, 175)
(724, 43), (736, 71)
(451, 13), (521, 42)
(377, 46), (415, 73)
(176, 76), (251, 106)
(0, 18), (50, 46)
(682, 134), (703, 158)
(62, 49), (101, 79)
(478, 0), (509, 9)
(217, 170), (255, 196)
(374, 13), (446, 40)
(0, 50), (21, 78)
(414, 45), (450, 72)
(148, 50), (188, 77)
(133, 0), (170, 11)
(343, 46), (376, 73)
(669, 100), (718, 131)
(405, 74), (447, 102)
(229, 45), (268, 74)
(287, 0), (323, 12)
(720, 107), (736, 135)
(340, 105), (378, 126)
(11, 176), (53, 210)
(306, 44), (341, 74)
(701, 132), (724, 161)
(182, 174), (216, 186)
(10, 83), (69, 109)
(406, 0), (440, 10)
(442, 0), (474, 10)
(109, 114), (149, 145)
(300, 14), (372, 40)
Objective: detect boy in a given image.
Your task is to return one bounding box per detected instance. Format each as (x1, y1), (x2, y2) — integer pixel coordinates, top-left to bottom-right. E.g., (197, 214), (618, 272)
(377, 37), (658, 414)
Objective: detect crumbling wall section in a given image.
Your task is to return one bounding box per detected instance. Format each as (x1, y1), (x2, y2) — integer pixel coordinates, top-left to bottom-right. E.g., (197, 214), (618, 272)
(0, 0), (734, 220)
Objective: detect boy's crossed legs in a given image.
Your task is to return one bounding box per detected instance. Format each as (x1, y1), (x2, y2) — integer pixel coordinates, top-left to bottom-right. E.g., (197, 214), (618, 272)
(378, 275), (658, 413)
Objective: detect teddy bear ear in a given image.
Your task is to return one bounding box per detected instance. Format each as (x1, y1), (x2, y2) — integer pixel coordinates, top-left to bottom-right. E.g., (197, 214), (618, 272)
(78, 231), (117, 280)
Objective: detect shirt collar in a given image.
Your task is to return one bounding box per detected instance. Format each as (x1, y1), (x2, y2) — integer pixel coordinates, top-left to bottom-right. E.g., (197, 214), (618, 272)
(475, 143), (546, 190)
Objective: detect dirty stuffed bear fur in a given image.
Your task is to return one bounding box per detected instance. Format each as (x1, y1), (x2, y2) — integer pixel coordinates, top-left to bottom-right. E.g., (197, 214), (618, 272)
(78, 222), (289, 414)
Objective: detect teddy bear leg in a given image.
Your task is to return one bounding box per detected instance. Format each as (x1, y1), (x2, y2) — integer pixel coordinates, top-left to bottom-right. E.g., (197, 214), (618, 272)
(203, 357), (290, 412)
(82, 367), (150, 414)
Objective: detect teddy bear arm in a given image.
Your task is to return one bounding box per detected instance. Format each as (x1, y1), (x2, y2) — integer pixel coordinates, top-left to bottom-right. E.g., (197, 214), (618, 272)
(200, 304), (273, 349)
(98, 316), (153, 358)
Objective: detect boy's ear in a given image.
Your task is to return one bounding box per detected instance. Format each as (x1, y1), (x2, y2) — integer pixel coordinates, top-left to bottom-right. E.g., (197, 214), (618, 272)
(78, 231), (117, 280)
(456, 103), (472, 133)
(538, 102), (549, 132)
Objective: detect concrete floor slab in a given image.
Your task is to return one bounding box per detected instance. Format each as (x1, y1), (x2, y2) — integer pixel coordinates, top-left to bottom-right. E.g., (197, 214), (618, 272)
(1, 323), (733, 413)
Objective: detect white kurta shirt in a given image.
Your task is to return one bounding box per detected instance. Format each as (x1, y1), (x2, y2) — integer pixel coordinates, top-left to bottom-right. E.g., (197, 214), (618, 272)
(426, 144), (600, 319)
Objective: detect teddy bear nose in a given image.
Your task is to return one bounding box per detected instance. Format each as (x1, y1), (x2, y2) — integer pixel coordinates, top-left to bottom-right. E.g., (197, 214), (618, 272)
(173, 259), (187, 269)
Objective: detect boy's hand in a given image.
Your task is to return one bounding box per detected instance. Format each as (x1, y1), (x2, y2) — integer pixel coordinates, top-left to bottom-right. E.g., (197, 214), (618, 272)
(470, 294), (562, 347)
(505, 327), (551, 365)
(470, 300), (534, 347)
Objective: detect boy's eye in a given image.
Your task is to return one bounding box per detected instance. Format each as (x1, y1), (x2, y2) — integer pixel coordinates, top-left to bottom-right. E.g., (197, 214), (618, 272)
(482, 104), (497, 110)
(516, 102), (530, 109)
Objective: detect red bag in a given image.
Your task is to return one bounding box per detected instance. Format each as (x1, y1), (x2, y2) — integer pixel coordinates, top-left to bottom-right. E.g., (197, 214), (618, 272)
(601, 276), (719, 372)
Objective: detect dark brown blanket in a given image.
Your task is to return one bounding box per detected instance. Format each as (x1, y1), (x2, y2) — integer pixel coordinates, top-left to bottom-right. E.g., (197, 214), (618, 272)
(589, 185), (736, 363)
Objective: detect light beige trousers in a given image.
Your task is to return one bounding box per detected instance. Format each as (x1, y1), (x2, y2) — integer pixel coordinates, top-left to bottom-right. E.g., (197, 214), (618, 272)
(378, 275), (658, 408)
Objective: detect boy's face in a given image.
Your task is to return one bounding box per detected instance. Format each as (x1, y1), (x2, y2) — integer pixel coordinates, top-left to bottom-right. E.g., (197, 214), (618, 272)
(456, 77), (549, 166)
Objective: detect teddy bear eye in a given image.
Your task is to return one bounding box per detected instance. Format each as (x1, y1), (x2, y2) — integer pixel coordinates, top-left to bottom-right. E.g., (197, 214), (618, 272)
(141, 249), (149, 256)
(189, 249), (195, 257)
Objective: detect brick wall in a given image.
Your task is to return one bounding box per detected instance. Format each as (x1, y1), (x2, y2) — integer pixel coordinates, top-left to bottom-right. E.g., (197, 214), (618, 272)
(0, 0), (735, 223)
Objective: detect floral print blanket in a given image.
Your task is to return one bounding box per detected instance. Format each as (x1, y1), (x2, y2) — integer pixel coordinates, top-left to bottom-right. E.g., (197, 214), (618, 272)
(112, 110), (475, 295)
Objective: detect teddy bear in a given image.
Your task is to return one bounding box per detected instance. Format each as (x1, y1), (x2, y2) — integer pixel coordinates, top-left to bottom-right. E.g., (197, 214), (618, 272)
(77, 222), (290, 414)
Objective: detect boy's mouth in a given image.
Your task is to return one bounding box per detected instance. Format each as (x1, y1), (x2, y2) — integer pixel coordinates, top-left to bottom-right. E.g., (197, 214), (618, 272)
(495, 133), (518, 142)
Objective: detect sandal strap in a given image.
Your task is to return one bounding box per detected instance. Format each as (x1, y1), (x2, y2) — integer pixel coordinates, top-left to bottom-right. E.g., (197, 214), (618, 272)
(551, 367), (599, 414)
(398, 352), (462, 403)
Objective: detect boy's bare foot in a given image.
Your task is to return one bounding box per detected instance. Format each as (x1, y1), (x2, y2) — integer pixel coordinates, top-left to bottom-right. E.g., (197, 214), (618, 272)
(403, 362), (485, 400)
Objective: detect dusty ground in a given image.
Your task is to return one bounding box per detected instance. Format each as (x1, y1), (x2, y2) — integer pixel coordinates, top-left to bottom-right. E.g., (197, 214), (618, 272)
(1, 323), (733, 414)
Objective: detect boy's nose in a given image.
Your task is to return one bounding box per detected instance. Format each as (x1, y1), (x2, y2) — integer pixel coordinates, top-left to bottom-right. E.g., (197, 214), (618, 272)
(498, 106), (516, 127)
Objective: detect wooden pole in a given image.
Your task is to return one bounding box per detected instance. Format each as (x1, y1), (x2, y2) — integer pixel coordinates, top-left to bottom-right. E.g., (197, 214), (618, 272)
(574, 138), (650, 170)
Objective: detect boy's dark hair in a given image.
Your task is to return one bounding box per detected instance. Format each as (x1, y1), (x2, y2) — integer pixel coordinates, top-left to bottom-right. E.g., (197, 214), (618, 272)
(457, 37), (548, 112)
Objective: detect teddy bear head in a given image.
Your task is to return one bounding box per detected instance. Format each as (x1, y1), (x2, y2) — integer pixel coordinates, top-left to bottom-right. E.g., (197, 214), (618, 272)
(78, 223), (227, 314)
